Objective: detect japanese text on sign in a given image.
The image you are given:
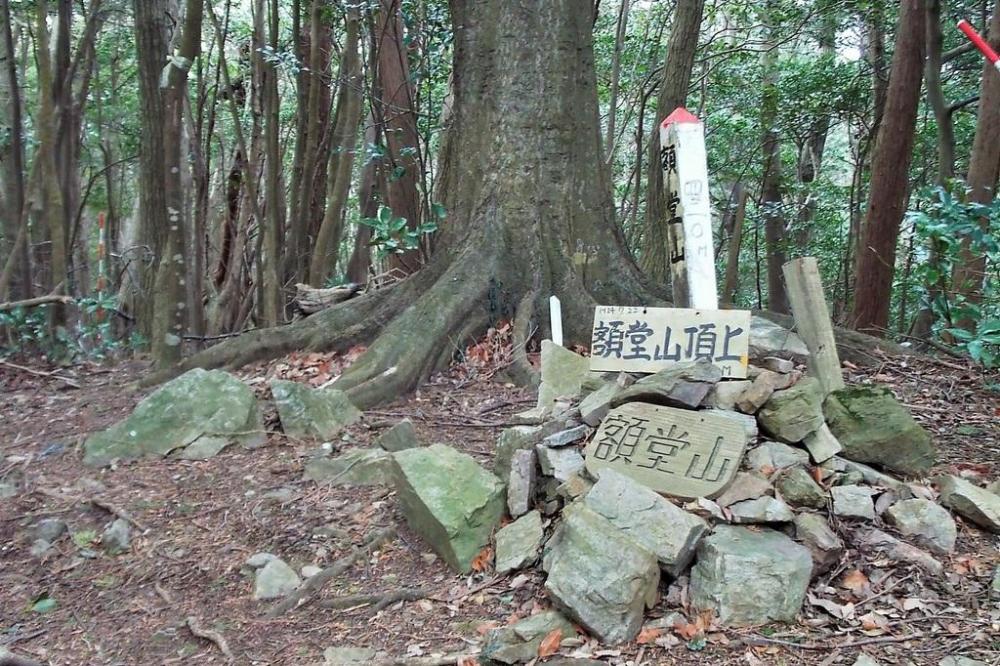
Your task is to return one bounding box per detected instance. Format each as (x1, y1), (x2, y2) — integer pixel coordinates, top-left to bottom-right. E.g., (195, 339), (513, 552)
(589, 306), (751, 378)
(584, 402), (748, 499)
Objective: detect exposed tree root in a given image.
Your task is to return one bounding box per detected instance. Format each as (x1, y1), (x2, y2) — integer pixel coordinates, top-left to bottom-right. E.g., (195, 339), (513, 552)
(317, 587), (433, 612)
(0, 649), (45, 666)
(185, 616), (234, 660)
(264, 525), (396, 618)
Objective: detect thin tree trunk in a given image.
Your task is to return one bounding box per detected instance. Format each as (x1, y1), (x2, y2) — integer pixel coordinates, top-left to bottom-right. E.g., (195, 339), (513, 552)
(261, 0), (283, 325)
(911, 0), (953, 339)
(604, 0), (629, 163)
(310, 10), (363, 286)
(377, 0), (423, 275)
(760, 6), (787, 314)
(850, 0), (926, 335)
(640, 0), (705, 288)
(722, 183), (747, 307)
(0, 0), (30, 300)
(950, 2), (1000, 330)
(35, 0), (69, 326)
(346, 117), (381, 285)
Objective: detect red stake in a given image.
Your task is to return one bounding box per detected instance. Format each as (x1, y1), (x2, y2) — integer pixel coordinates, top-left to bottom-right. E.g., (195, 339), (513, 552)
(957, 20), (1000, 73)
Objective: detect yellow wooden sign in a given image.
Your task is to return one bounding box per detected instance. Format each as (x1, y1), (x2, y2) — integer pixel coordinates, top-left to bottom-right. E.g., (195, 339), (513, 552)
(589, 305), (750, 378)
(584, 402), (748, 500)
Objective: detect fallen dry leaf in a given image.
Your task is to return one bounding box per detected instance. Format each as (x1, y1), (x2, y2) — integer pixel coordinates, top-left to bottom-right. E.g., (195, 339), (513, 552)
(537, 628), (562, 657)
(475, 622), (498, 636)
(470, 546), (493, 572)
(456, 657), (479, 666)
(841, 569), (870, 595)
(636, 627), (662, 644)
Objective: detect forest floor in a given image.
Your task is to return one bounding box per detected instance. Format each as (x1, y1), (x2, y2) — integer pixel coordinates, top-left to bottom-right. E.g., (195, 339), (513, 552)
(1, 347), (1000, 666)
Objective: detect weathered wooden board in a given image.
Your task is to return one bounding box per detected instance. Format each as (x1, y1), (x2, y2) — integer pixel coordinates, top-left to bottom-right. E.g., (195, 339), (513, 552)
(584, 402), (748, 500)
(589, 305), (751, 378)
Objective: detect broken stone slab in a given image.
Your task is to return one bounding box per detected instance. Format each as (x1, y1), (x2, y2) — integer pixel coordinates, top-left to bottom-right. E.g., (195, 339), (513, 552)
(757, 377), (825, 443)
(824, 386), (936, 476)
(761, 357), (796, 374)
(990, 566), (1000, 601)
(537, 340), (597, 408)
(854, 528), (943, 575)
(555, 471), (593, 502)
(824, 457), (911, 496)
(776, 467), (827, 510)
(101, 518), (131, 555)
(510, 405), (551, 426)
(936, 475), (1000, 533)
(884, 498), (957, 554)
(507, 449), (537, 518)
(609, 361), (720, 410)
(373, 419), (421, 452)
(392, 444), (505, 573)
(746, 440), (810, 472)
(323, 647), (377, 665)
(536, 444), (585, 482)
(584, 468), (708, 577)
(706, 380), (753, 411)
(481, 611), (576, 665)
(853, 655), (882, 666)
(543, 503), (659, 645)
(494, 424), (559, 481)
(749, 316), (809, 361)
(716, 472), (773, 508)
(728, 496), (795, 524)
(802, 423), (842, 464)
(541, 424), (590, 448)
(34, 518), (67, 543)
(942, 654), (991, 666)
(735, 369), (796, 414)
(304, 448), (394, 486)
(794, 513), (844, 574)
(253, 557), (302, 600)
(270, 379), (362, 440)
(705, 409), (759, 440)
(831, 485), (876, 520)
(83, 368), (264, 466)
(494, 510), (544, 575)
(689, 525), (813, 626)
(579, 381), (622, 426)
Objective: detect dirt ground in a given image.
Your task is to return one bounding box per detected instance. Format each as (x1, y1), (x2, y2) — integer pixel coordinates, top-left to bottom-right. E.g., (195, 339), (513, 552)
(1, 348), (999, 666)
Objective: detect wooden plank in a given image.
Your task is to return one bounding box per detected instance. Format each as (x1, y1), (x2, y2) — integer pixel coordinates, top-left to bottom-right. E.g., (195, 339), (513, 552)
(589, 305), (751, 378)
(660, 107), (718, 309)
(781, 257), (846, 396)
(584, 402), (748, 500)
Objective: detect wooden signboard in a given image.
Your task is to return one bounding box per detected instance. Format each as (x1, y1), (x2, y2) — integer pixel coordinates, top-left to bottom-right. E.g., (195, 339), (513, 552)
(589, 305), (751, 378)
(584, 402), (748, 500)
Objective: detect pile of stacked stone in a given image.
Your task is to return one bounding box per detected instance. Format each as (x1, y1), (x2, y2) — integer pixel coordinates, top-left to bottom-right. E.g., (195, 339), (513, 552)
(365, 340), (1000, 660)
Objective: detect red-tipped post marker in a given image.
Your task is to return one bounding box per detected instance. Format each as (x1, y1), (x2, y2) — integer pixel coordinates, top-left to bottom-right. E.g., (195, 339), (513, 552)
(958, 20), (1000, 75)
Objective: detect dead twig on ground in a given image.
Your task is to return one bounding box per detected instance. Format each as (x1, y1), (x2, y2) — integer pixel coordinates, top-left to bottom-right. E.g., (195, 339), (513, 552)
(264, 525), (397, 618)
(372, 653), (479, 666)
(744, 631), (926, 651)
(0, 360), (80, 389)
(90, 497), (149, 532)
(318, 587), (435, 612)
(185, 616), (234, 660)
(0, 647), (45, 666)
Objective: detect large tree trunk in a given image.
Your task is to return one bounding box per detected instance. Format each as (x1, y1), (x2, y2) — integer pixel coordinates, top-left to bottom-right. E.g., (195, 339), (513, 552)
(260, 0), (283, 325)
(949, 2), (1000, 330)
(850, 0), (925, 335)
(155, 0), (659, 408)
(640, 0), (705, 289)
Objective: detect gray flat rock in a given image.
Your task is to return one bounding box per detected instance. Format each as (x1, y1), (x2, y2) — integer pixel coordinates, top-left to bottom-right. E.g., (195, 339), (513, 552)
(937, 475), (1000, 533)
(885, 498), (957, 554)
(494, 510), (544, 575)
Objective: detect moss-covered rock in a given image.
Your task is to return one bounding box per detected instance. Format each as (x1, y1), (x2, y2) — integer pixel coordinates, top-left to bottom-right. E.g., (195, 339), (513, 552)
(270, 380), (361, 440)
(824, 386), (935, 476)
(392, 444), (505, 573)
(83, 368), (264, 466)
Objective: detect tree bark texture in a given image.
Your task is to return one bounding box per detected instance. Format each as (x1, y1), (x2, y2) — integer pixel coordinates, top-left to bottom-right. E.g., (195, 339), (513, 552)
(949, 2), (1000, 328)
(640, 0), (705, 288)
(850, 0), (926, 335)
